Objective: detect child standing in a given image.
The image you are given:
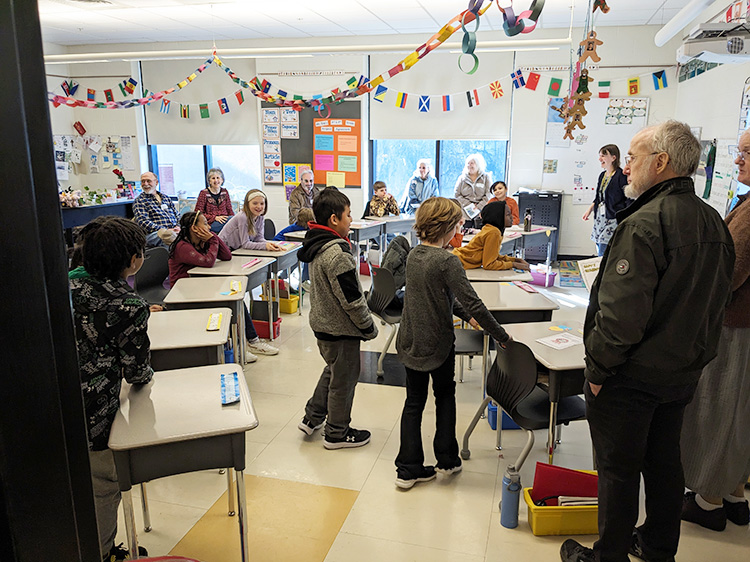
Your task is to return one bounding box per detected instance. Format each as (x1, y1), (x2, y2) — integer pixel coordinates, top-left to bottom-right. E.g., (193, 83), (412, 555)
(69, 216), (152, 561)
(487, 181), (519, 226)
(366, 181), (400, 217)
(297, 187), (378, 449)
(395, 197), (511, 489)
(219, 189), (283, 251)
(452, 201), (529, 271)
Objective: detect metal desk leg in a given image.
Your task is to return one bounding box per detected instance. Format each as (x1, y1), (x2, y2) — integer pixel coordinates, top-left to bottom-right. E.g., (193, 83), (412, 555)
(548, 401), (558, 464)
(140, 483), (152, 532)
(545, 235), (553, 286)
(496, 405), (503, 451)
(227, 468), (236, 516)
(236, 301), (246, 366)
(236, 470), (250, 562)
(297, 260), (303, 316)
(122, 490), (139, 559)
(266, 272), (275, 342)
(461, 396), (492, 460)
(273, 263), (281, 329)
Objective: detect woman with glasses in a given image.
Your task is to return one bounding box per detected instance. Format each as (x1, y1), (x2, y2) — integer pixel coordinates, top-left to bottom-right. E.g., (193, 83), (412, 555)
(582, 144), (631, 256)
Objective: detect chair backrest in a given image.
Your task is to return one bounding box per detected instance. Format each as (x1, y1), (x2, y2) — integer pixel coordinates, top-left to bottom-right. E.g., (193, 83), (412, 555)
(485, 340), (540, 420)
(134, 246), (169, 292)
(368, 266), (398, 316)
(380, 235), (410, 290)
(264, 218), (276, 239)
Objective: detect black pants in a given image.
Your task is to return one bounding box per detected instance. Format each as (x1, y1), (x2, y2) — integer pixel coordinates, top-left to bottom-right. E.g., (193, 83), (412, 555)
(585, 375), (696, 562)
(396, 349), (459, 477)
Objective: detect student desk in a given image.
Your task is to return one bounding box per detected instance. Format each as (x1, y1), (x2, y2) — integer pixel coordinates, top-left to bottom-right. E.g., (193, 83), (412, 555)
(365, 215), (416, 246)
(506, 224), (558, 266)
(282, 229), (306, 242)
(188, 257), (277, 340)
(471, 281), (559, 324)
(350, 220), (385, 262)
(163, 276), (247, 366)
(463, 231), (520, 255)
(148, 308), (232, 371)
(109, 364), (258, 561)
(233, 242), (302, 316)
(465, 268), (533, 283)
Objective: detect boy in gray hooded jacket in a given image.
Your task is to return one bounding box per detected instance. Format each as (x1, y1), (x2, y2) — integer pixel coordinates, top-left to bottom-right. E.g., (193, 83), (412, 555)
(297, 187), (378, 449)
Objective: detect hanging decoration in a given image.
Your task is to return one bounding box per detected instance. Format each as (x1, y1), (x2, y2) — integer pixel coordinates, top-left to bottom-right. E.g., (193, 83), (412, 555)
(593, 0), (610, 14)
(496, 0), (546, 36)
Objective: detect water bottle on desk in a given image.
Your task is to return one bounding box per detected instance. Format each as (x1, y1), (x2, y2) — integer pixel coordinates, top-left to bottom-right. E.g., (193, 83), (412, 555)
(523, 208), (532, 232)
(500, 466), (522, 528)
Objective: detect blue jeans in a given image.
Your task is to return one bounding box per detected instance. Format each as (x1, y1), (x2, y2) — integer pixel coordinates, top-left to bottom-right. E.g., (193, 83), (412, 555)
(596, 242), (608, 257)
(209, 220), (224, 233)
(145, 230), (167, 248)
(244, 303), (259, 340)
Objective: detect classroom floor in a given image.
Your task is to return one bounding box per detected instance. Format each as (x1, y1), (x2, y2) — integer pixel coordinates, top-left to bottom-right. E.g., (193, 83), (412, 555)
(115, 278), (750, 561)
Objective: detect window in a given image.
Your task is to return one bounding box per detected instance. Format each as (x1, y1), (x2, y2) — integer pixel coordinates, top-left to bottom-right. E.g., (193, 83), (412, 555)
(152, 145), (205, 197)
(210, 145), (263, 203)
(372, 140), (437, 210)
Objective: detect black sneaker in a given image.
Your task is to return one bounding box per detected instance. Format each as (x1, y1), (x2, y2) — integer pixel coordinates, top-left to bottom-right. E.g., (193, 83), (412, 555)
(724, 498), (750, 526)
(395, 466), (436, 489)
(297, 417), (324, 436)
(559, 539), (595, 562)
(629, 529), (675, 562)
(324, 427), (371, 449)
(435, 459), (462, 475)
(681, 491), (726, 531)
(105, 543), (148, 562)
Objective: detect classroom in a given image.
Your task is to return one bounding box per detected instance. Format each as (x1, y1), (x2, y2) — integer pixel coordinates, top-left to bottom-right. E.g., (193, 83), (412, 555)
(4, 1), (750, 561)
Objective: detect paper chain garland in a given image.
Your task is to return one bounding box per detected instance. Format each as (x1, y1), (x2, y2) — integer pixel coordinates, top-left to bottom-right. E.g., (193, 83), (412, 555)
(495, 1), (546, 36)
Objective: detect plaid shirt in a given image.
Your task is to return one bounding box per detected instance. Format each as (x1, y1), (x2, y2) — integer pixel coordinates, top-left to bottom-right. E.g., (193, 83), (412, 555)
(133, 192), (179, 233)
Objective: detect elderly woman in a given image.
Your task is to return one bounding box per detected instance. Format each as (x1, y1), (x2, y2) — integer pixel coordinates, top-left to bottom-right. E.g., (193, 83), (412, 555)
(680, 132), (750, 532)
(454, 153), (492, 229)
(403, 159), (439, 214)
(194, 167), (234, 233)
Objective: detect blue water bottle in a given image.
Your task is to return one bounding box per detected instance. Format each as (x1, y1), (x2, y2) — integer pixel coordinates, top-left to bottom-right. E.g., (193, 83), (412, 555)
(500, 466), (522, 528)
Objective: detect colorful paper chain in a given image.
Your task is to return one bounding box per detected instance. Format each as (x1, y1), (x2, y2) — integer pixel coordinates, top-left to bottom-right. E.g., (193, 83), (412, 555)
(496, 0), (546, 36)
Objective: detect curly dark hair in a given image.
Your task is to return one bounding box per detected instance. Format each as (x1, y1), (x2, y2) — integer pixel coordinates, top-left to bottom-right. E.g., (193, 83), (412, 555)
(81, 216), (146, 280)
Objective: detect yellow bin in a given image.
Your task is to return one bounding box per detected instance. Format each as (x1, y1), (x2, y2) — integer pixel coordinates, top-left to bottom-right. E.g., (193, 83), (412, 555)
(261, 294), (299, 314)
(523, 488), (598, 536)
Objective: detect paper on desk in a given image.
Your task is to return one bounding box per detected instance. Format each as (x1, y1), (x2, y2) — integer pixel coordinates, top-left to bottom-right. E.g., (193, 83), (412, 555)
(536, 333), (583, 350)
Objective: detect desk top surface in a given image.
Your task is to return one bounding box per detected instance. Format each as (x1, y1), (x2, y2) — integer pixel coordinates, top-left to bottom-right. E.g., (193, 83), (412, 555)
(164, 276), (246, 304)
(232, 241), (301, 257)
(364, 215), (414, 223)
(471, 282), (559, 312)
(465, 268), (533, 282)
(148, 307), (232, 350)
(283, 230), (307, 241)
(188, 256), (275, 278)
(503, 320), (585, 371)
(350, 220), (384, 230)
(505, 224), (558, 236)
(109, 364), (258, 450)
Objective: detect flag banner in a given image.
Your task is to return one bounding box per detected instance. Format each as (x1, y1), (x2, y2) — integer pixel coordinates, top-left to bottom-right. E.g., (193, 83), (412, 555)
(490, 80), (504, 99)
(346, 76), (358, 88)
(180, 104), (189, 118)
(525, 72), (541, 90)
(374, 84), (387, 102)
(218, 98), (230, 114)
(652, 70), (668, 90)
(87, 88), (95, 101)
(466, 89), (479, 107)
(396, 92), (408, 108)
(277, 89), (287, 99)
(628, 77), (640, 95)
(548, 78), (563, 96)
(160, 99), (171, 114)
(235, 90), (245, 105)
(118, 83), (127, 97)
(104, 89), (114, 102)
(260, 79), (270, 93)
(125, 78), (137, 94)
(598, 81), (611, 98)
(442, 95), (452, 112)
(419, 95), (430, 112)
(200, 103), (209, 118)
(511, 70), (526, 89)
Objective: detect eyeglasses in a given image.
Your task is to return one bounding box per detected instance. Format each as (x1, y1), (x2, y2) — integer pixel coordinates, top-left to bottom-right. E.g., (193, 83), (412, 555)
(624, 152), (660, 165)
(731, 148), (750, 161)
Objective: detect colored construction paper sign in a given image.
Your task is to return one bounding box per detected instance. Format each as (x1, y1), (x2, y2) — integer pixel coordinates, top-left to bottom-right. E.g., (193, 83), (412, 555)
(315, 134), (334, 151)
(326, 172), (346, 188)
(315, 154), (335, 171)
(337, 155), (357, 173)
(337, 135), (358, 152)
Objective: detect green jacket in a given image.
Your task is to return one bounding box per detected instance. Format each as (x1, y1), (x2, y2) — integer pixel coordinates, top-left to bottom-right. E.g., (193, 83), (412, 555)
(584, 176), (734, 386)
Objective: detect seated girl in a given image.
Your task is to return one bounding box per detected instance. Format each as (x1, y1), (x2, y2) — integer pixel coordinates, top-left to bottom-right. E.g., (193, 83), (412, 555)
(219, 189), (283, 251)
(452, 201), (529, 271)
(487, 181), (519, 226)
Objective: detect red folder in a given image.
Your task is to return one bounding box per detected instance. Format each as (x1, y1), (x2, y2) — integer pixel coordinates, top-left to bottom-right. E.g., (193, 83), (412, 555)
(530, 462), (598, 506)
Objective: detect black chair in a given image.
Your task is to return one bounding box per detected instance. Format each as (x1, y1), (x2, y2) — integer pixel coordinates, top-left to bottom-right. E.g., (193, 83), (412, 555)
(264, 218), (276, 239)
(133, 247), (170, 306)
(454, 327), (486, 383)
(366, 266), (402, 377)
(460, 340), (586, 470)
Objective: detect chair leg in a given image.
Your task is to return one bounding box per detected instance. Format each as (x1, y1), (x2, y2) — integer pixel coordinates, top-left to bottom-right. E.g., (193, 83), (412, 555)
(547, 402), (559, 464)
(468, 356), (473, 369)
(461, 396), (492, 460)
(377, 323), (397, 377)
(512, 429), (536, 472)
(458, 354), (464, 383)
(556, 423), (563, 445)
(140, 482), (152, 532)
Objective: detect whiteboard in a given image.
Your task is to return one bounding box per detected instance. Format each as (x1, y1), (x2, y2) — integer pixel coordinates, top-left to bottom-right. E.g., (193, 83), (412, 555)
(541, 97), (650, 205)
(707, 139), (737, 217)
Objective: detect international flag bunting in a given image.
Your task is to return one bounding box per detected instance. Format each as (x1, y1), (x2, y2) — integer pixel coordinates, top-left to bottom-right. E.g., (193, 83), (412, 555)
(124, 78), (137, 94)
(511, 70), (525, 89)
(628, 77), (640, 96)
(235, 90), (245, 105)
(419, 95), (430, 112)
(118, 82), (127, 97)
(548, 78), (563, 96)
(160, 99), (171, 114)
(396, 92), (408, 109)
(277, 89), (287, 99)
(374, 84), (387, 102)
(490, 81), (504, 99)
(442, 95), (452, 112)
(218, 98), (230, 114)
(69, 81), (79, 96)
(87, 88), (95, 101)
(260, 79), (270, 93)
(598, 81), (611, 98)
(370, 75), (385, 88)
(331, 88), (340, 96)
(200, 103), (209, 119)
(180, 104), (189, 119)
(293, 94), (304, 101)
(61, 80), (79, 96)
(466, 89), (480, 108)
(104, 89), (114, 102)
(652, 70), (668, 90)
(357, 75), (368, 87)
(346, 76), (358, 88)
(525, 72), (541, 91)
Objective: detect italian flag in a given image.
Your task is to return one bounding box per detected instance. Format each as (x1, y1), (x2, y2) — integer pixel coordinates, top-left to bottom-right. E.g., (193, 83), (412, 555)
(598, 81), (610, 98)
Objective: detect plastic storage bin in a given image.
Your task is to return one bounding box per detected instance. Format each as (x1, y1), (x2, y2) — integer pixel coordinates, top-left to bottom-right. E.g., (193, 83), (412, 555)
(529, 270), (557, 287)
(523, 487), (598, 536)
(262, 294), (299, 314)
(252, 318), (282, 340)
(487, 404), (521, 430)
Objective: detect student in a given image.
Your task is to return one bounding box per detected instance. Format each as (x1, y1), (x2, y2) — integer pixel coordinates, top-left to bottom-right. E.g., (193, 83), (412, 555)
(395, 197), (511, 489)
(297, 187), (378, 449)
(366, 181), (400, 217)
(452, 201), (530, 271)
(68, 216), (152, 561)
(487, 181), (519, 226)
(219, 189), (283, 251)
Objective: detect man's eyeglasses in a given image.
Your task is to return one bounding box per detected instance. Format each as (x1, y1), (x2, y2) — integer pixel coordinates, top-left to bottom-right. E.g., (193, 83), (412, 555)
(624, 152), (659, 166)
(731, 148), (750, 161)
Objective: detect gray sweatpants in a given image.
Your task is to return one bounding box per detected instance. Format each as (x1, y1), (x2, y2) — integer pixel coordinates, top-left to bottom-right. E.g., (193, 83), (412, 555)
(304, 339), (361, 439)
(89, 448), (120, 558)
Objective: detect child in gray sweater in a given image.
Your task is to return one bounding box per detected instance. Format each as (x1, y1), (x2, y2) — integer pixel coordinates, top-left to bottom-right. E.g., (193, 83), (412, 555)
(297, 187), (378, 449)
(395, 197), (510, 489)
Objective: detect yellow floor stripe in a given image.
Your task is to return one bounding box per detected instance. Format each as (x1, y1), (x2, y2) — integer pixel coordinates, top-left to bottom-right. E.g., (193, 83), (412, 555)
(169, 475), (358, 562)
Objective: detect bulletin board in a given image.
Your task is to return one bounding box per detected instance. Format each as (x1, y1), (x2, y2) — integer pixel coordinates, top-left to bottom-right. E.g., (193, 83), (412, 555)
(542, 97), (649, 204)
(313, 118), (361, 187)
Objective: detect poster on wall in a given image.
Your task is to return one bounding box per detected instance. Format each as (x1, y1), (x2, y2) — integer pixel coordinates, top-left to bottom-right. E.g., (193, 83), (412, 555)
(283, 163), (312, 200)
(312, 118), (361, 187)
(262, 109), (282, 184)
